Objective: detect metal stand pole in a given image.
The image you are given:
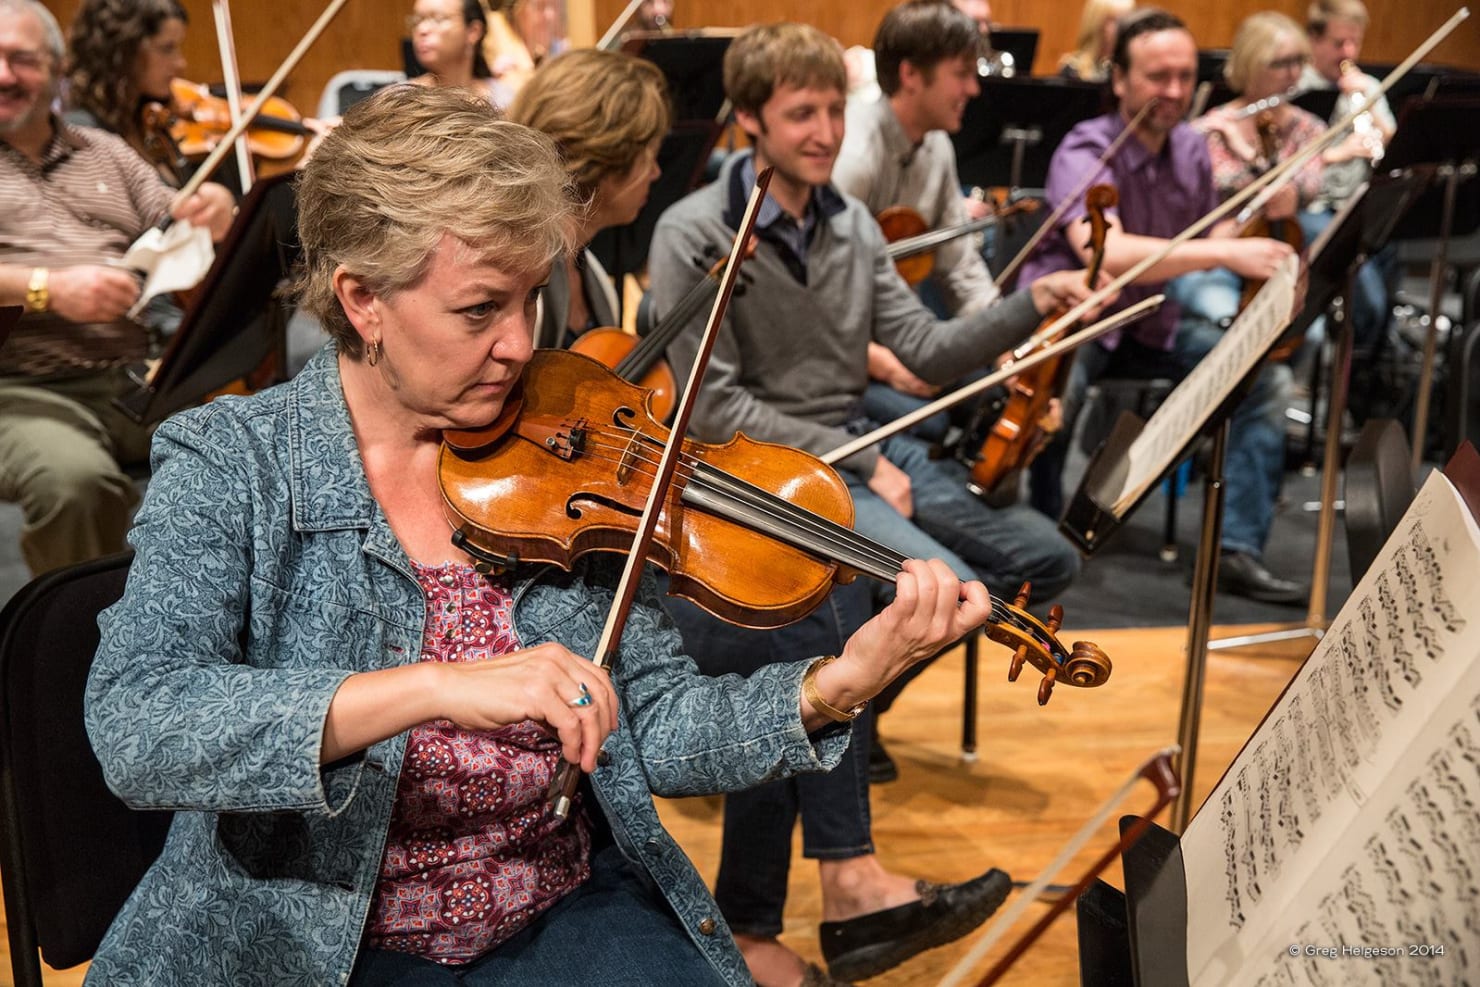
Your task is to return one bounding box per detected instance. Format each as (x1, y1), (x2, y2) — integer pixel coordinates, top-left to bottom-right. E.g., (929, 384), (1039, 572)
(1209, 265), (1358, 652)
(1410, 163), (1461, 470)
(1171, 419), (1230, 833)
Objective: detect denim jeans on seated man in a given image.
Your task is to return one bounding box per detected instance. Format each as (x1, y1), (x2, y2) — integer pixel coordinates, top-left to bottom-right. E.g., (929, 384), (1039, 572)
(660, 579), (876, 938)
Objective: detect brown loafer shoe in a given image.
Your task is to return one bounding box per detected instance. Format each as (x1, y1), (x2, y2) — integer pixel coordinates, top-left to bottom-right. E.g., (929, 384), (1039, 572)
(801, 961), (855, 987)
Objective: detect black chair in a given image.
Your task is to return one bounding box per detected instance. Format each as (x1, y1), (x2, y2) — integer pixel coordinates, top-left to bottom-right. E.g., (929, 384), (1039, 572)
(0, 552), (172, 985)
(1343, 418), (1418, 582)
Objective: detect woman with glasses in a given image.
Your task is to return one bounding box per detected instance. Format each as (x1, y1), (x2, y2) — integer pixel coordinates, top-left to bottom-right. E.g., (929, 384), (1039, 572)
(1170, 11), (1325, 329)
(407, 0), (502, 106)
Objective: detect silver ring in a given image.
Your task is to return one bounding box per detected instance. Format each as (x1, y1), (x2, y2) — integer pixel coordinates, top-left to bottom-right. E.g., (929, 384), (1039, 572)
(568, 682), (593, 708)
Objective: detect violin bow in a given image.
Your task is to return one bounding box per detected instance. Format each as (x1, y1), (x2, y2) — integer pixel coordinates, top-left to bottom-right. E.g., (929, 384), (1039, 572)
(936, 746), (1182, 987)
(547, 167), (775, 822)
(597, 0), (647, 50)
(211, 0), (255, 195)
(991, 98), (1153, 291)
(173, 0), (352, 204)
(822, 295), (1162, 466)
(823, 6), (1470, 465)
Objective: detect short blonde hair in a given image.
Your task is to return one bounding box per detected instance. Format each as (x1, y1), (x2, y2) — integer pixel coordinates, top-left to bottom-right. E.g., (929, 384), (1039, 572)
(294, 84), (576, 357)
(1059, 0), (1134, 79)
(1307, 0), (1368, 35)
(508, 49), (670, 199)
(723, 23), (846, 118)
(1224, 11), (1309, 94)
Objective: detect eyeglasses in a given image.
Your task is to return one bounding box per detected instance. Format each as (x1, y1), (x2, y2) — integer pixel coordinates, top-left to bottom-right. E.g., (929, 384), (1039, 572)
(142, 38), (183, 58)
(405, 13), (459, 30)
(1266, 54), (1310, 72)
(0, 49), (47, 74)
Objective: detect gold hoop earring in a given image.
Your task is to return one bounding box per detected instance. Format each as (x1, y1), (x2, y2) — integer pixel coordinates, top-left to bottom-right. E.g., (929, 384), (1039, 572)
(366, 338), (382, 366)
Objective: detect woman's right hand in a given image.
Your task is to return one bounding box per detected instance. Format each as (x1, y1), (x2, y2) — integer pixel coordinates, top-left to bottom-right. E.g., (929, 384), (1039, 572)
(441, 644), (619, 772)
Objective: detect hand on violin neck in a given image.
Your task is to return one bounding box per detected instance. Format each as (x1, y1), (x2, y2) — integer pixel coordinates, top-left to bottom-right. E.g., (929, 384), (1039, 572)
(1222, 236), (1295, 281)
(1027, 269), (1105, 318)
(825, 560), (992, 708)
(169, 182), (237, 242)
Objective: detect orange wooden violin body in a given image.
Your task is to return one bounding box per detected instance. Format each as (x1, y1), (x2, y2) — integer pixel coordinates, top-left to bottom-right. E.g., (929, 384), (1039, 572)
(146, 79), (312, 180)
(876, 206), (936, 285)
(968, 185), (1117, 494)
(567, 328), (680, 422)
(441, 349), (857, 628)
(438, 349), (1111, 701)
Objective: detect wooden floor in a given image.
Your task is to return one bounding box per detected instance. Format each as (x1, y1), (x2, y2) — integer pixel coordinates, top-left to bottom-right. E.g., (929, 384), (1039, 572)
(0, 623), (1309, 987)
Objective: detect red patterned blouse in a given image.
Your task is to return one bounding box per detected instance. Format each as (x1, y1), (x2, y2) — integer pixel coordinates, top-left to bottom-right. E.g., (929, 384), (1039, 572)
(366, 561), (591, 964)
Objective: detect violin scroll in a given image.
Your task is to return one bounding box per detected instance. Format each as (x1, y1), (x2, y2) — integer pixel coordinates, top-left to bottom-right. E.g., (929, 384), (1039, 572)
(987, 583), (1111, 706)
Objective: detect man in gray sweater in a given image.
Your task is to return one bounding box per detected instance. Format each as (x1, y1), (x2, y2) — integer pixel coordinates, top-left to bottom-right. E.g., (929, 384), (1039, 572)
(647, 21), (1104, 987)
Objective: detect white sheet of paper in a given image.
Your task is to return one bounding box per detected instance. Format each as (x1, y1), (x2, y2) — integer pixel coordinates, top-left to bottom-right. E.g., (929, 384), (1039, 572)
(1182, 469), (1480, 986)
(122, 220), (214, 319)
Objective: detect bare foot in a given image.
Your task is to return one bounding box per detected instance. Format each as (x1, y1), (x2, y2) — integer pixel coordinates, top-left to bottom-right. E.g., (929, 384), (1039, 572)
(818, 854), (924, 921)
(734, 933), (808, 987)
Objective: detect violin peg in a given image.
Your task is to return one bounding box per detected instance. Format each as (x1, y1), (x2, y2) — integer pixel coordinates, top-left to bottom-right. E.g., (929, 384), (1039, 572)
(1046, 604), (1063, 635)
(1013, 581), (1032, 609)
(1007, 645), (1027, 683)
(1037, 667), (1057, 706)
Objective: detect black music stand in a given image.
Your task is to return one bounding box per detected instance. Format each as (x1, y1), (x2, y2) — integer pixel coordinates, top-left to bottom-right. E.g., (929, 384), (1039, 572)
(114, 170), (299, 425)
(1077, 818), (1189, 987)
(985, 27), (1038, 76)
(588, 31), (736, 290)
(1380, 96), (1480, 465)
(951, 76), (1105, 192)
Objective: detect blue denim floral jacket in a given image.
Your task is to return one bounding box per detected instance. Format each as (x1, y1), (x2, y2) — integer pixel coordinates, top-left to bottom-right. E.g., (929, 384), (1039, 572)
(84, 346), (848, 986)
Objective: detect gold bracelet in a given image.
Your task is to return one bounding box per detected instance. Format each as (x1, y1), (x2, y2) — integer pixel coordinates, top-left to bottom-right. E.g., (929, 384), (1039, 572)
(802, 656), (867, 723)
(24, 267), (49, 314)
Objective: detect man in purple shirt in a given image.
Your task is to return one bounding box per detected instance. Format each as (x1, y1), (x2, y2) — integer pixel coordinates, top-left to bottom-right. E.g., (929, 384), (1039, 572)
(1019, 8), (1305, 604)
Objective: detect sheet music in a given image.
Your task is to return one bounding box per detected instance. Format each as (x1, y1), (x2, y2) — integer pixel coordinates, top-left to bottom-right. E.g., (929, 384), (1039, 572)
(1109, 251), (1300, 516)
(1182, 470), (1480, 986)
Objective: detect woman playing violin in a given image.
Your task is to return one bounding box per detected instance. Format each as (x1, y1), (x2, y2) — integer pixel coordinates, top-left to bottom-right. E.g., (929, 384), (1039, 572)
(1176, 11), (1325, 328)
(407, 0), (501, 106)
(83, 83), (990, 987)
(63, 0), (187, 180)
(506, 48), (664, 350)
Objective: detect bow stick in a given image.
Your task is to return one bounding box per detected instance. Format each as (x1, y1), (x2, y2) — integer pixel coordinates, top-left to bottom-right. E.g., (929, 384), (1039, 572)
(212, 0), (255, 195)
(825, 7), (1470, 464)
(547, 167), (774, 822)
(822, 295), (1162, 466)
(597, 0), (647, 50)
(991, 99), (1154, 291)
(937, 746), (1182, 987)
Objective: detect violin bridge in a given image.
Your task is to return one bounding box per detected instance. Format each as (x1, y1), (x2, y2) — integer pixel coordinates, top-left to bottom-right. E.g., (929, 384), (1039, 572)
(615, 429), (642, 485)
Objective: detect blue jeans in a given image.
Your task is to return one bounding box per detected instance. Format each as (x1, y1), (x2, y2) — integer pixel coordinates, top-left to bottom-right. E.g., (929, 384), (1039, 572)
(348, 843), (726, 985)
(844, 429), (1080, 602)
(662, 580), (876, 937)
(1060, 323), (1292, 556)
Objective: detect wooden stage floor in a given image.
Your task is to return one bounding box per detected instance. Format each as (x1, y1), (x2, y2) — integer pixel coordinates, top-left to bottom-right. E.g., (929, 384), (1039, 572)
(1, 623), (1308, 986)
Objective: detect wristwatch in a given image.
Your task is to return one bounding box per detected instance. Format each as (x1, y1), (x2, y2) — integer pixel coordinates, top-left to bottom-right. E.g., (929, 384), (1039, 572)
(802, 656), (868, 723)
(24, 267), (49, 314)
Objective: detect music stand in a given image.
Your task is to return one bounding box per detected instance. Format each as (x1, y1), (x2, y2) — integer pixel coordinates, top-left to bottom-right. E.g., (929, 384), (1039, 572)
(1379, 96), (1480, 468)
(951, 77), (1105, 192)
(114, 170), (300, 425)
(588, 31), (736, 290)
(985, 26), (1038, 76)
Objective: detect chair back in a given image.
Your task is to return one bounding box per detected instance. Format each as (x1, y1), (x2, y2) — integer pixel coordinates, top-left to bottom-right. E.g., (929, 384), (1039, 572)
(1344, 419), (1419, 581)
(0, 552), (172, 984)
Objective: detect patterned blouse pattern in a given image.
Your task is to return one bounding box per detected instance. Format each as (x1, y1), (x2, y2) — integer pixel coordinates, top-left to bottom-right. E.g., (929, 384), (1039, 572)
(1196, 105), (1327, 210)
(368, 561), (590, 963)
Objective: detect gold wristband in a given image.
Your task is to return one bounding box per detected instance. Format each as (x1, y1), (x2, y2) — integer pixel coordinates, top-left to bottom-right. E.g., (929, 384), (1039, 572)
(802, 656), (867, 723)
(24, 267), (49, 314)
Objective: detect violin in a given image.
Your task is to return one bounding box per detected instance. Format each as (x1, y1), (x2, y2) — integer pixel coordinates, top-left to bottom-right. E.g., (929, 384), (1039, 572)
(966, 184), (1117, 497)
(568, 240), (753, 422)
(143, 79), (314, 182)
(1236, 112), (1306, 360)
(876, 199), (1038, 286)
(439, 348), (1112, 705)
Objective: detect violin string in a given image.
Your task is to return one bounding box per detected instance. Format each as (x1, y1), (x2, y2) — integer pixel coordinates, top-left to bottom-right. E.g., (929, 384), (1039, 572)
(551, 426), (1048, 643)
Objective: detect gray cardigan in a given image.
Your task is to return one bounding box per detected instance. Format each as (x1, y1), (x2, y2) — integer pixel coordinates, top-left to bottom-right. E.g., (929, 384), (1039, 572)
(649, 151), (1041, 477)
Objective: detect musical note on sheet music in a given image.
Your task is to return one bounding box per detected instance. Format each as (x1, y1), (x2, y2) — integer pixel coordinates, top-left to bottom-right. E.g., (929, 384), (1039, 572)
(1182, 470), (1480, 986)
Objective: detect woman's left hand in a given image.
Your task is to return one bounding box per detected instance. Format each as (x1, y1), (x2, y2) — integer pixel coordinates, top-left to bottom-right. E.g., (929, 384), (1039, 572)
(806, 560), (992, 721)
(170, 182), (237, 242)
